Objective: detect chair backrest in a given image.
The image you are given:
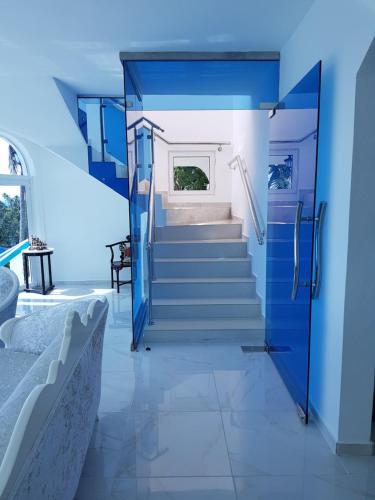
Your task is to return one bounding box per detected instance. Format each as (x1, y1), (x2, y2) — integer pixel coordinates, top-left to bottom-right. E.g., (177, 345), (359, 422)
(106, 235), (131, 264)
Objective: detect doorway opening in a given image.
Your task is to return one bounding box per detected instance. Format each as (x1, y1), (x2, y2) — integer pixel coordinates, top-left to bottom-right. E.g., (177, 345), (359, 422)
(121, 53), (322, 423)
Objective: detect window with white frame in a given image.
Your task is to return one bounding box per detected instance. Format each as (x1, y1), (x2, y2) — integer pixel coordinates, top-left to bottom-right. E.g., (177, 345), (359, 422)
(0, 137), (31, 251)
(169, 152), (215, 194)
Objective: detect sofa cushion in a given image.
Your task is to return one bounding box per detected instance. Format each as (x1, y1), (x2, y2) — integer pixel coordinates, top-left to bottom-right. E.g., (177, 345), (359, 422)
(0, 334), (62, 464)
(5, 298), (97, 355)
(0, 350), (38, 408)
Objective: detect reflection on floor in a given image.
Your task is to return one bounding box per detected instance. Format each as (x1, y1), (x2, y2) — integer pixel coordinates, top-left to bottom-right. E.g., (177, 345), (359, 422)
(17, 285), (375, 500)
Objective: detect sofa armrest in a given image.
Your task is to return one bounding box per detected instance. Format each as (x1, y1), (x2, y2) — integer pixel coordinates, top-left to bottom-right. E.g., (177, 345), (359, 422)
(0, 297), (104, 355)
(0, 316), (28, 350)
(0, 297), (109, 500)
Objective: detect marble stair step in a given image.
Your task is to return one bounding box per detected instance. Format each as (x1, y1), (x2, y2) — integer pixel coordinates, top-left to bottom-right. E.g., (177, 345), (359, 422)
(152, 277), (257, 299)
(152, 297), (262, 319)
(143, 318), (265, 344)
(153, 238), (248, 258)
(153, 257), (252, 279)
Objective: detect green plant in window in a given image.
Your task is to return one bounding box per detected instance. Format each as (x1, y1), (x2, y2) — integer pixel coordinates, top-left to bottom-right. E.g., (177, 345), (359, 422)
(0, 194), (20, 247)
(174, 166), (209, 191)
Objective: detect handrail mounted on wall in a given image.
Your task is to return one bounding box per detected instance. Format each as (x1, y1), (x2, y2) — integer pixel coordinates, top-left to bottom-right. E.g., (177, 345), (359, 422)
(228, 155), (265, 245)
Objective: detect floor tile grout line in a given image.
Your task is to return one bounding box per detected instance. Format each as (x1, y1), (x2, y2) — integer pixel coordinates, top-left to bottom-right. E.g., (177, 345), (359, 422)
(212, 370), (239, 500)
(82, 474), (238, 479)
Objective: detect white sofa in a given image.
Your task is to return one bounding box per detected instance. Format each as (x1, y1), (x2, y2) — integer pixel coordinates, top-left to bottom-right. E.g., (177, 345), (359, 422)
(0, 268), (19, 334)
(0, 296), (109, 500)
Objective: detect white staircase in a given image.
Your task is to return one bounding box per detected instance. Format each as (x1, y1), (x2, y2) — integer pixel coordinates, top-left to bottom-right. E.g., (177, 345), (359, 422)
(143, 217), (265, 343)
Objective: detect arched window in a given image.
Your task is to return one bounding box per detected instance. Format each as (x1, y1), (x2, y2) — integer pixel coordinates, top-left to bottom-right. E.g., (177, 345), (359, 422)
(0, 137), (31, 269)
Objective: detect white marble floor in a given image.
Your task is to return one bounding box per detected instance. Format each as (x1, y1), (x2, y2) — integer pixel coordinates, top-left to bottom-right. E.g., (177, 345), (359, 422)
(17, 285), (375, 500)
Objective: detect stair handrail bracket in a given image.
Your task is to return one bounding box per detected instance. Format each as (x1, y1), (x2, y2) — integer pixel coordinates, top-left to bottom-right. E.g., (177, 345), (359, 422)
(228, 155), (265, 246)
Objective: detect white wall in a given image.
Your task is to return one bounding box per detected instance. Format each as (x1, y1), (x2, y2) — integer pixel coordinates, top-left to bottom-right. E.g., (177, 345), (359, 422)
(0, 73), (130, 283)
(280, 0), (375, 451)
(231, 111), (269, 313)
(146, 111), (233, 203)
(0, 77), (88, 171)
(19, 136), (129, 283)
(340, 39), (375, 451)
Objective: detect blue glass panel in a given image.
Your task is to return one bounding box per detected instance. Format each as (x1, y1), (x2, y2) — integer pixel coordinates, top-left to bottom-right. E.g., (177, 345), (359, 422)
(126, 60), (279, 110)
(124, 65), (152, 349)
(102, 99), (127, 165)
(266, 62), (322, 422)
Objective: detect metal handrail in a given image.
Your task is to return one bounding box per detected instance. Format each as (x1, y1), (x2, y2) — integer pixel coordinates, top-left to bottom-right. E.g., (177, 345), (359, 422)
(127, 116), (165, 133)
(128, 125), (230, 148)
(292, 201), (303, 300)
(146, 128), (156, 325)
(228, 155), (265, 245)
(154, 131), (231, 147)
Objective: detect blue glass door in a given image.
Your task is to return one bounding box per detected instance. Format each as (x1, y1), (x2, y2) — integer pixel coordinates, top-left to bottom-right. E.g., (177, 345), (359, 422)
(266, 62), (322, 422)
(123, 64), (152, 350)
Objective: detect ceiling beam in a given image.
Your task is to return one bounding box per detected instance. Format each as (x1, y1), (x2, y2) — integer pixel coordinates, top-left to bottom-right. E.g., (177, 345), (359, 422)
(119, 51), (280, 62)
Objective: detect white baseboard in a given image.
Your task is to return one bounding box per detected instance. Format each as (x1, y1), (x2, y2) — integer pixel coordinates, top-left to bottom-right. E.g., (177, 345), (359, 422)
(309, 404), (337, 454)
(310, 403), (374, 456)
(336, 441), (374, 456)
(54, 280), (112, 286)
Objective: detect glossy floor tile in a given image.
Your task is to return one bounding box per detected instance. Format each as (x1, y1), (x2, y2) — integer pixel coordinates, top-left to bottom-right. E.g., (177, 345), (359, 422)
(222, 410), (347, 476)
(235, 474), (375, 500)
(83, 410), (231, 478)
(76, 476), (237, 500)
(214, 353), (294, 411)
(16, 284), (375, 500)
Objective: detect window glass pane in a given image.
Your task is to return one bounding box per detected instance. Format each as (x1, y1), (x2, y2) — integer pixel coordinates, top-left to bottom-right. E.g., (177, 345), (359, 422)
(173, 156), (210, 191)
(0, 185), (29, 250)
(0, 185), (29, 284)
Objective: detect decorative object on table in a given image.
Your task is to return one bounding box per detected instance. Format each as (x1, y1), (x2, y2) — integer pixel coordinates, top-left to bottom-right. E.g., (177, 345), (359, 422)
(0, 267), (19, 338)
(22, 247), (54, 295)
(106, 235), (131, 293)
(29, 235), (48, 251)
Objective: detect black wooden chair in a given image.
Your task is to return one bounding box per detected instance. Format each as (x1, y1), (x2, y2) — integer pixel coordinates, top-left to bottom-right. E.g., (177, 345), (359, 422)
(106, 235), (131, 293)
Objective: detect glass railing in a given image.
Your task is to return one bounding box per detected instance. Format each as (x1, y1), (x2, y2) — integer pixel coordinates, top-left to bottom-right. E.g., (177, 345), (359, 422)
(78, 97), (128, 174)
(127, 123), (153, 344)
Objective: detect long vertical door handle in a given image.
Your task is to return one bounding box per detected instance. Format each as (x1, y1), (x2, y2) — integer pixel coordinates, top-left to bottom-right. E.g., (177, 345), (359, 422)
(292, 201), (304, 300)
(312, 202), (327, 299)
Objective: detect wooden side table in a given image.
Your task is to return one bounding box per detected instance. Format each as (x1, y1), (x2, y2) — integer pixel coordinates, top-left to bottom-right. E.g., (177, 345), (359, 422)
(22, 248), (55, 295)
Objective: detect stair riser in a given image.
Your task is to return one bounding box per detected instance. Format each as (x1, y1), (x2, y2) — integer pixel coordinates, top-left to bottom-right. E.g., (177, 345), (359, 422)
(166, 206), (231, 225)
(143, 329), (265, 344)
(155, 224), (242, 241)
(154, 260), (252, 278)
(266, 304), (310, 324)
(267, 206), (298, 223)
(266, 282), (311, 302)
(266, 258), (311, 281)
(266, 240), (311, 258)
(153, 241), (248, 259)
(152, 281), (257, 299)
(152, 303), (261, 320)
(267, 223), (312, 240)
